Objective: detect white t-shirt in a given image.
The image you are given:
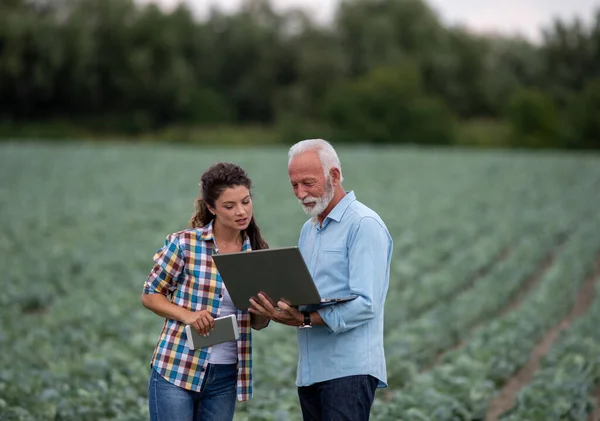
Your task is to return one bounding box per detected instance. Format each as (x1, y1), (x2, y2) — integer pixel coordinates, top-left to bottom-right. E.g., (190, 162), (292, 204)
(208, 283), (238, 364)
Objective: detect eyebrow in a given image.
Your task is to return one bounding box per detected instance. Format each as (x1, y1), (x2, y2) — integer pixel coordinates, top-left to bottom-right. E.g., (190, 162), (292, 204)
(221, 195), (251, 205)
(292, 177), (317, 183)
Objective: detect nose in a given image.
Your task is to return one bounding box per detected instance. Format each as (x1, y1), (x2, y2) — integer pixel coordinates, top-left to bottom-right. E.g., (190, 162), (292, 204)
(295, 185), (307, 200)
(235, 205), (245, 215)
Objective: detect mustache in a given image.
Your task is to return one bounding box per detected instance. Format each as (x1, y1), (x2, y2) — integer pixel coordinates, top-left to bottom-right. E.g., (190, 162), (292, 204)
(300, 196), (320, 204)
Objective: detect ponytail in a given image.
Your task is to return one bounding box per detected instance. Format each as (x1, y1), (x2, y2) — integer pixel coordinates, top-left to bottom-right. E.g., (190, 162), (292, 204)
(188, 198), (214, 229)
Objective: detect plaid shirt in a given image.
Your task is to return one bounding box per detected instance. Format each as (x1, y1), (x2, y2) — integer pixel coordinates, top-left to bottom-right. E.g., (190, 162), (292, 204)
(143, 221), (253, 401)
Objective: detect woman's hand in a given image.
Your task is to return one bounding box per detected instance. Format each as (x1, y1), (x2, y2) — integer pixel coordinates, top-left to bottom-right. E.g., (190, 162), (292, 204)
(141, 294), (216, 335)
(183, 310), (215, 335)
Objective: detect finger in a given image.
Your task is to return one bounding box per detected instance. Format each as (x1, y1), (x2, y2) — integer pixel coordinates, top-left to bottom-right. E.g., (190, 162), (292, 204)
(277, 300), (293, 311)
(249, 298), (268, 315)
(276, 301), (299, 320)
(258, 292), (277, 307)
(252, 300), (273, 317)
(206, 314), (215, 331)
(197, 317), (209, 334)
(257, 293), (277, 311)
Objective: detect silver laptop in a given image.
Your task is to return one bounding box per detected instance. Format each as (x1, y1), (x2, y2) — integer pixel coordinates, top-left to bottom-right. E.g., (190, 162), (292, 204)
(212, 246), (357, 310)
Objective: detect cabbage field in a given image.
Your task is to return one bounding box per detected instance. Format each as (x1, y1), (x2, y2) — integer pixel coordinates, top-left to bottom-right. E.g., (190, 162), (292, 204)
(1, 142), (600, 421)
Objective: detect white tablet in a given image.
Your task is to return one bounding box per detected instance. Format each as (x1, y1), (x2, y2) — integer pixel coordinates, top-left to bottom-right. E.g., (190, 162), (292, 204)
(184, 314), (239, 350)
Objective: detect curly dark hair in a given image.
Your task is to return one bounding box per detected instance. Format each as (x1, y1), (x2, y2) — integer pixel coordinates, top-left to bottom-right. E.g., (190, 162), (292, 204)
(188, 162), (268, 250)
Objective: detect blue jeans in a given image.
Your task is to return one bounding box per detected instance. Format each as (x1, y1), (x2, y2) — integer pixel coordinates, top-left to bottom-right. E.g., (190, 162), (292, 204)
(297, 375), (379, 421)
(148, 363), (237, 421)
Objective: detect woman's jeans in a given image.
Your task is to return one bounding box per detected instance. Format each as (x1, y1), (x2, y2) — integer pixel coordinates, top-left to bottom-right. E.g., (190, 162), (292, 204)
(148, 363), (237, 421)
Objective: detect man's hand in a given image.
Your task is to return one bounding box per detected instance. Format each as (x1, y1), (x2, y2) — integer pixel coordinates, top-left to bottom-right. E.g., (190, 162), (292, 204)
(250, 313), (270, 330)
(248, 293), (303, 327)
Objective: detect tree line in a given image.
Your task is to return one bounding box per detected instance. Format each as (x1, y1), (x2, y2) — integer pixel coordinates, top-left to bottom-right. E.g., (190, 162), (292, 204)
(1, 0), (599, 149)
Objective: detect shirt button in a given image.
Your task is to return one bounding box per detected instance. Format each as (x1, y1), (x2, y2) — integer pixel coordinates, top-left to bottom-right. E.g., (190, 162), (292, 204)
(219, 294), (223, 298)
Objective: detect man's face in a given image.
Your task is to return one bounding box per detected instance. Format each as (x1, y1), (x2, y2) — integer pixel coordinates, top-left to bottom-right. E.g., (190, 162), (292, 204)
(288, 151), (335, 217)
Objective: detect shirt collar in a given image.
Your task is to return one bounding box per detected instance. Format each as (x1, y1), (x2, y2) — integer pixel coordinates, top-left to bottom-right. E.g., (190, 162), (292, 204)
(199, 219), (252, 250)
(199, 220), (215, 241)
(324, 190), (356, 223)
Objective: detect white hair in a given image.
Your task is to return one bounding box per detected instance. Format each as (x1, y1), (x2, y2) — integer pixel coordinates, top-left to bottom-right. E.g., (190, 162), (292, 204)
(288, 138), (344, 182)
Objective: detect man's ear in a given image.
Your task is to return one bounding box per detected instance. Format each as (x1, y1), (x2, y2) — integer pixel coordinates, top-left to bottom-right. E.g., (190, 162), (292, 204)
(329, 167), (341, 185)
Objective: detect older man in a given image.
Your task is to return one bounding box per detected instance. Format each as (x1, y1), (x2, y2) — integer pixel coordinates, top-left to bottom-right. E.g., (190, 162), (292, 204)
(249, 139), (393, 421)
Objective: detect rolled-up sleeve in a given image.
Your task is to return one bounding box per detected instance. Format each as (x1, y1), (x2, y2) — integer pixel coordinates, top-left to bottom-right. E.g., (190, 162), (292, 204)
(143, 234), (185, 296)
(317, 217), (390, 334)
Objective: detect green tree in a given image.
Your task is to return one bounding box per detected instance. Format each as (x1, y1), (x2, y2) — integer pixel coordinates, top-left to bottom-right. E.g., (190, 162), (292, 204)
(0, 0), (598, 149)
(563, 78), (600, 149)
(335, 0), (447, 77)
(539, 11), (600, 106)
(421, 28), (492, 118)
(479, 37), (542, 117)
(202, 0), (297, 123)
(505, 89), (560, 148)
(323, 62), (455, 144)
(0, 0), (65, 118)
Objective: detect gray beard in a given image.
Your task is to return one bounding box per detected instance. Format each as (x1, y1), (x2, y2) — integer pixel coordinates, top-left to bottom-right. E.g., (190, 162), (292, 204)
(299, 179), (335, 218)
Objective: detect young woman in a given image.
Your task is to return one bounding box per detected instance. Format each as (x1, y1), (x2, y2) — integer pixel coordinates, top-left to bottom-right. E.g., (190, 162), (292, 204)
(142, 162), (270, 421)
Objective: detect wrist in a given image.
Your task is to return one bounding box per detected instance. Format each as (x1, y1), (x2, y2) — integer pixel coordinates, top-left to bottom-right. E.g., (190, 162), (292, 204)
(179, 308), (195, 324)
(298, 311), (312, 329)
(296, 312), (305, 327)
(251, 314), (269, 329)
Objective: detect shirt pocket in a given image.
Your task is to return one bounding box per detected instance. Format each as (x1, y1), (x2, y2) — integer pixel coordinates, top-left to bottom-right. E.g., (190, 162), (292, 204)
(321, 248), (346, 266)
(322, 248), (346, 255)
(320, 248), (349, 280)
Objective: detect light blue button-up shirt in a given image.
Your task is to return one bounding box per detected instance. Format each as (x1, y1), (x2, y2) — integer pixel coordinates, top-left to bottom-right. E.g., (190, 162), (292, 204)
(296, 191), (393, 388)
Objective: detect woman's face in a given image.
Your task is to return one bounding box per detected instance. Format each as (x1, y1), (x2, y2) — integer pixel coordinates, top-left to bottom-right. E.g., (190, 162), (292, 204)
(210, 185), (253, 231)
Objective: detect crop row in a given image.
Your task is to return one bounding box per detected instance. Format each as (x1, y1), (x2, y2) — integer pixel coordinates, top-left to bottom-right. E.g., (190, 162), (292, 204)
(383, 183), (596, 386)
(386, 171), (597, 326)
(371, 213), (600, 420)
(501, 281), (600, 421)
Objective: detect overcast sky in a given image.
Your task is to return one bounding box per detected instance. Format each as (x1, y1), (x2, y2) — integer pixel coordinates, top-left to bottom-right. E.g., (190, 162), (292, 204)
(140, 0), (598, 42)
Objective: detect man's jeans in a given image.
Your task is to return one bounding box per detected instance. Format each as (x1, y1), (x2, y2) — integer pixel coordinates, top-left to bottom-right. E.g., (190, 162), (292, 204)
(148, 363), (237, 421)
(297, 375), (379, 421)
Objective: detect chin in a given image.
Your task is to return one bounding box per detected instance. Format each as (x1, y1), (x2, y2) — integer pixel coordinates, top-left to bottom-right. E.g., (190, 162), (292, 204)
(301, 206), (315, 216)
(301, 206), (323, 218)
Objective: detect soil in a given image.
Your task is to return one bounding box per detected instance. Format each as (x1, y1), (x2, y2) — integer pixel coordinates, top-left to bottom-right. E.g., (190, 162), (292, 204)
(589, 386), (600, 421)
(485, 254), (600, 421)
(426, 241), (563, 371)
